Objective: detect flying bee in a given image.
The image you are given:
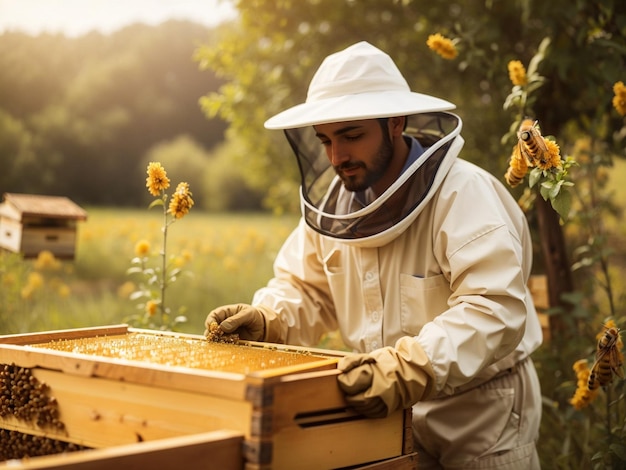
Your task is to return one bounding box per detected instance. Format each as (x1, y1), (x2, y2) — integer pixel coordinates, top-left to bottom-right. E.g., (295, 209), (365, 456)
(517, 119), (550, 168)
(504, 144), (528, 187)
(587, 326), (624, 391)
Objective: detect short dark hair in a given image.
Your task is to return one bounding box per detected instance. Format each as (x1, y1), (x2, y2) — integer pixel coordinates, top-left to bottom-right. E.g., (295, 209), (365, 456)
(377, 116), (408, 132)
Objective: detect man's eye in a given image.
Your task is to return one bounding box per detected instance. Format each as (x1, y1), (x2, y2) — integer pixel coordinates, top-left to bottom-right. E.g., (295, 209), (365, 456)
(345, 134), (362, 141)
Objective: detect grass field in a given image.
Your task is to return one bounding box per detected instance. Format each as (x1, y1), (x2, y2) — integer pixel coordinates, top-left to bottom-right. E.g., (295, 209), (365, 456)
(0, 208), (300, 335)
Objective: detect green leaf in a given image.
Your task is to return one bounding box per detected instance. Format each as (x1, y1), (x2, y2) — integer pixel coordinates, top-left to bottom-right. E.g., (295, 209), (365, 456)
(610, 443), (626, 460)
(527, 37), (550, 76)
(525, 77), (546, 95)
(571, 257), (594, 271)
(148, 199), (165, 209)
(539, 181), (552, 200)
(129, 290), (148, 301)
(551, 189), (572, 222)
(528, 168), (542, 188)
(503, 92), (522, 111)
(548, 179), (564, 199)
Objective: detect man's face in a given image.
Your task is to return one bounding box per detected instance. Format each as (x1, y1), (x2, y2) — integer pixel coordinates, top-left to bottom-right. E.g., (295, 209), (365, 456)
(314, 119), (393, 192)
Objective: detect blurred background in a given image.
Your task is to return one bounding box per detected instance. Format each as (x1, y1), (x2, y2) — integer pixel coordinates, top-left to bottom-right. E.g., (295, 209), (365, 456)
(1, 1), (625, 467)
(2, 0), (622, 215)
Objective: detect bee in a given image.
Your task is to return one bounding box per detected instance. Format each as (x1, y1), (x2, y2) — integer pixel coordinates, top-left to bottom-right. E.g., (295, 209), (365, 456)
(517, 118), (550, 168)
(504, 144), (528, 187)
(587, 326), (624, 391)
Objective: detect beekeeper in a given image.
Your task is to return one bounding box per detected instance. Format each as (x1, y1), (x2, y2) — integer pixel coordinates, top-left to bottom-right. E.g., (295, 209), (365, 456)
(205, 41), (542, 469)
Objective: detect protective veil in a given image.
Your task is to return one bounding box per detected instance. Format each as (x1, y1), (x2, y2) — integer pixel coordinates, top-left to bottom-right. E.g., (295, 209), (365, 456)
(283, 112), (462, 247)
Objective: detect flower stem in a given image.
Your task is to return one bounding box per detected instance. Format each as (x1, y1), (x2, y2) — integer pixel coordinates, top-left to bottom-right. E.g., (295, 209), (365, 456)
(160, 194), (168, 326)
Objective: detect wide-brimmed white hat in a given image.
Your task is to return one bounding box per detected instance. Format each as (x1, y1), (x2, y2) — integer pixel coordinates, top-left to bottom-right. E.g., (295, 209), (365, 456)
(264, 41), (455, 130)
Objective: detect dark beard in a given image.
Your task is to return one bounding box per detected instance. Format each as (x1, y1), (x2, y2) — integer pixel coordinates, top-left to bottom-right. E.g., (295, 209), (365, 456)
(336, 132), (394, 192)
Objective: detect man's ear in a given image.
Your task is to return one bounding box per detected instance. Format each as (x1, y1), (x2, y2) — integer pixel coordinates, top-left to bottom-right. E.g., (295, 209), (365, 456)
(388, 116), (406, 137)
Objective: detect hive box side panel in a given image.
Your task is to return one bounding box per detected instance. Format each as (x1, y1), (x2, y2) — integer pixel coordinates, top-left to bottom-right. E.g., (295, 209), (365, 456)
(0, 217), (22, 253)
(243, 371), (407, 469)
(0, 368), (253, 448)
(267, 409), (405, 470)
(0, 430), (244, 470)
(0, 325), (130, 345)
(21, 226), (77, 258)
(269, 370), (346, 429)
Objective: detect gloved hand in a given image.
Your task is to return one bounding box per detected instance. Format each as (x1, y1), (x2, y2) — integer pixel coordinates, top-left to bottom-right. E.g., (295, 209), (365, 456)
(337, 337), (436, 418)
(204, 303), (283, 342)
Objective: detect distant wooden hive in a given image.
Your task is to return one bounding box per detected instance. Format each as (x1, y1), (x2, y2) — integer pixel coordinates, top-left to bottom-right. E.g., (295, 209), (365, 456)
(0, 193), (87, 259)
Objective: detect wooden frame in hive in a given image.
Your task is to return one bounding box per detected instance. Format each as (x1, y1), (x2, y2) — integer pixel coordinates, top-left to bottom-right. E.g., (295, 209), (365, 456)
(0, 325), (416, 470)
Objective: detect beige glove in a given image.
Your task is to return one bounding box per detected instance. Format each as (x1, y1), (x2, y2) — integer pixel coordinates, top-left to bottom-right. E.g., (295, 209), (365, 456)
(337, 337), (436, 418)
(204, 303), (283, 342)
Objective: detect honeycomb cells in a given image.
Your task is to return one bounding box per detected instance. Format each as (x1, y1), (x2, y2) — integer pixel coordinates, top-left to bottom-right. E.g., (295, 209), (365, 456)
(33, 333), (324, 374)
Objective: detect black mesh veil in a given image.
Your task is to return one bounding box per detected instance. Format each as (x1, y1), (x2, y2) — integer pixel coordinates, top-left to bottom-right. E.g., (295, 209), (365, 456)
(283, 112), (462, 242)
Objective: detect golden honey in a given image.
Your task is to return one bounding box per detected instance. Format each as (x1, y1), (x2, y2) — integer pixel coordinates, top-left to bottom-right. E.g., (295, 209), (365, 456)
(32, 333), (324, 374)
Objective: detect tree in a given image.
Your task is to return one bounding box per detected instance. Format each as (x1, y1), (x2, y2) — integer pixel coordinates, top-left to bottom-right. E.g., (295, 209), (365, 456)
(0, 109), (35, 192)
(0, 21), (228, 205)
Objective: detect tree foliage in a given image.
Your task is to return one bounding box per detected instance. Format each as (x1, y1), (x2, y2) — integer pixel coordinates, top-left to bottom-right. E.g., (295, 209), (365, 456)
(196, 0), (625, 210)
(0, 21), (228, 207)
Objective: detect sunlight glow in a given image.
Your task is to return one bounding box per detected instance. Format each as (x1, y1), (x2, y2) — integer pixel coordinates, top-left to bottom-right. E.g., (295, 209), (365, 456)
(0, 0), (237, 36)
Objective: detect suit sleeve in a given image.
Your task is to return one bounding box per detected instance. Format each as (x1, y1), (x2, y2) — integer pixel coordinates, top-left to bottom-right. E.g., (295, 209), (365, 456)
(252, 218), (338, 346)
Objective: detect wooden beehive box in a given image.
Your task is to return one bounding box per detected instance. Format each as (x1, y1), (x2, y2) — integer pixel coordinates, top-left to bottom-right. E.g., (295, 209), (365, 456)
(0, 193), (87, 259)
(0, 325), (416, 470)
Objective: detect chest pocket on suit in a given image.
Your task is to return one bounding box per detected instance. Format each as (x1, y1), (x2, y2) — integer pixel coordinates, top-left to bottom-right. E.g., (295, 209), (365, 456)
(322, 249), (348, 305)
(400, 273), (450, 335)
(322, 248), (343, 275)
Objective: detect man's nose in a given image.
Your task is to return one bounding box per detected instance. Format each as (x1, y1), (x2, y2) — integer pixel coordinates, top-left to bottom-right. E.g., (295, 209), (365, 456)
(329, 142), (349, 166)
